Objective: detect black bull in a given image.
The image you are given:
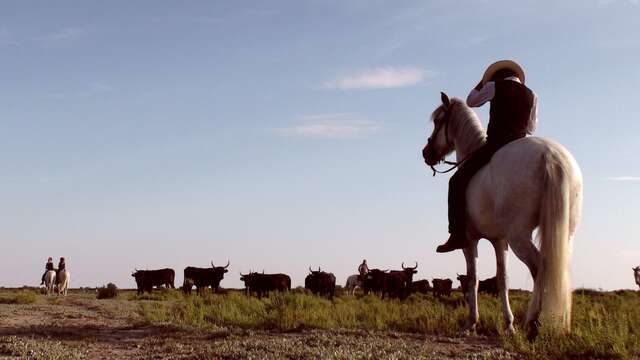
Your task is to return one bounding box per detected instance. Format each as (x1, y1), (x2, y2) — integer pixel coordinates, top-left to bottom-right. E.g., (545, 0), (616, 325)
(363, 263), (418, 299)
(304, 267), (336, 299)
(457, 274), (499, 297)
(131, 268), (175, 294)
(183, 262), (230, 294)
(240, 272), (291, 298)
(432, 278), (453, 297)
(410, 279), (431, 294)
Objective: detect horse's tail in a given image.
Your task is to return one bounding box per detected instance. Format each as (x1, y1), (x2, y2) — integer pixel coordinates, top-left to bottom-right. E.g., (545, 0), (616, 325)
(536, 150), (577, 332)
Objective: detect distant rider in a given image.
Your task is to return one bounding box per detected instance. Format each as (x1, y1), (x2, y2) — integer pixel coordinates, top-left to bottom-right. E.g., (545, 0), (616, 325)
(40, 257), (54, 285)
(358, 259), (369, 282)
(56, 257), (66, 282)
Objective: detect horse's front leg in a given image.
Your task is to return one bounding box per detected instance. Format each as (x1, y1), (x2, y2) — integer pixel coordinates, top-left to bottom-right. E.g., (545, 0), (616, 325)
(492, 238), (515, 336)
(462, 240), (479, 333)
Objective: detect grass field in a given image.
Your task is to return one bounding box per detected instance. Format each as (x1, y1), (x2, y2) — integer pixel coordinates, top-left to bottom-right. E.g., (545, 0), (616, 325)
(134, 288), (640, 359)
(0, 287), (638, 359)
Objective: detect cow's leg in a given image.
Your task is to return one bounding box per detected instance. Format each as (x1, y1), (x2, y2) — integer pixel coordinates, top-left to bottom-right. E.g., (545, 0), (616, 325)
(492, 238), (515, 335)
(462, 239), (480, 333)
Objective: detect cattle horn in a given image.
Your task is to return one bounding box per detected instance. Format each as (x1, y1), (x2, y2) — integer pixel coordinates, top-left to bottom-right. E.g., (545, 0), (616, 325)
(401, 261), (418, 270)
(309, 266), (313, 273)
(211, 261), (215, 268)
(318, 266), (321, 272)
(224, 260), (230, 269)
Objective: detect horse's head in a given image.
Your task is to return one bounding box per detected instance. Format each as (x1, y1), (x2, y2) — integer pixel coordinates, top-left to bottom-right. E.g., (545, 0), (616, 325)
(422, 92), (456, 166)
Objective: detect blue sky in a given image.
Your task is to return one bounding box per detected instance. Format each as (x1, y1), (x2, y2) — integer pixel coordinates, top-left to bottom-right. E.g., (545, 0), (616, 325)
(1, 1), (639, 290)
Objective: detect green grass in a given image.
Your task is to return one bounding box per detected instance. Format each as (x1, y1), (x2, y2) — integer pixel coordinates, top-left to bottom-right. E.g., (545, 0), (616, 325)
(135, 289), (640, 359)
(127, 288), (184, 301)
(0, 291), (38, 304)
(504, 290), (640, 359)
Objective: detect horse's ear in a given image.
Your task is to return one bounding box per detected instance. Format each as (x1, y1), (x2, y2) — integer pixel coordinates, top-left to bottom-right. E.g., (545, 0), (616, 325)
(440, 92), (451, 108)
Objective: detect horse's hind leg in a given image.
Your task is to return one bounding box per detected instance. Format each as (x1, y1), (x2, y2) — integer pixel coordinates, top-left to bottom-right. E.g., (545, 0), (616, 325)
(492, 238), (514, 335)
(507, 231), (541, 339)
(462, 240), (480, 333)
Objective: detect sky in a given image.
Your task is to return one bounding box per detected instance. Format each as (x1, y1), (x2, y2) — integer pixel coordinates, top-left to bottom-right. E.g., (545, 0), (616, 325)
(1, 1), (639, 291)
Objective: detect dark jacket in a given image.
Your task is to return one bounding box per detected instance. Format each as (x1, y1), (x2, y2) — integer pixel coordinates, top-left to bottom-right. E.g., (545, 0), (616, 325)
(487, 80), (535, 142)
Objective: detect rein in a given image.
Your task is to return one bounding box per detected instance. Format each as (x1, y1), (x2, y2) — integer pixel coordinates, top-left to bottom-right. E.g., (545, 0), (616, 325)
(430, 159), (464, 176)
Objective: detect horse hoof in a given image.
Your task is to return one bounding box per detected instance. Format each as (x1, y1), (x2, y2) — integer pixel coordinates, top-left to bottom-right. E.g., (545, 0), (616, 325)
(459, 323), (477, 336)
(526, 320), (540, 341)
(504, 325), (516, 337)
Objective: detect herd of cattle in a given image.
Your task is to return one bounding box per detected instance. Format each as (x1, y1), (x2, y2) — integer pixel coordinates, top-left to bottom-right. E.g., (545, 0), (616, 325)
(130, 261), (499, 300)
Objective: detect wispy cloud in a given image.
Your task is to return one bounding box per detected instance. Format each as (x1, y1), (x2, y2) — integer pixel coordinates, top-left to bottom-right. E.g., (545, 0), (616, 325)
(605, 176), (640, 181)
(151, 15), (221, 24)
(34, 27), (85, 46)
(598, 0), (638, 5)
(0, 175), (70, 184)
(0, 28), (18, 47)
(277, 114), (380, 139)
(89, 82), (115, 93)
(324, 67), (432, 90)
(41, 82), (116, 100)
(467, 35), (493, 46)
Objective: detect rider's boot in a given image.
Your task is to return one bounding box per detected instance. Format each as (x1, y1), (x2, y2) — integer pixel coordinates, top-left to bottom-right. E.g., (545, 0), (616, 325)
(436, 232), (469, 253)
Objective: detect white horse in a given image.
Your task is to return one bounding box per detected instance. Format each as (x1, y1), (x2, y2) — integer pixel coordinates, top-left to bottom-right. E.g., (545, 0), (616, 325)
(633, 266), (640, 289)
(422, 93), (583, 339)
(57, 269), (70, 296)
(44, 270), (56, 296)
(344, 275), (362, 295)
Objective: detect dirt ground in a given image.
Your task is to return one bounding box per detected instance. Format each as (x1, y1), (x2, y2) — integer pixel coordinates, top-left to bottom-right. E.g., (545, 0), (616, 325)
(0, 292), (517, 359)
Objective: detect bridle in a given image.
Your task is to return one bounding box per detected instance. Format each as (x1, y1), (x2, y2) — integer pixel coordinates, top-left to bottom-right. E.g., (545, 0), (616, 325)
(427, 103), (466, 176)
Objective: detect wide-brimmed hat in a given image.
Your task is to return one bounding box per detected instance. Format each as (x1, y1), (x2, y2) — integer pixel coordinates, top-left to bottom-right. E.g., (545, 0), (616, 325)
(481, 60), (525, 85)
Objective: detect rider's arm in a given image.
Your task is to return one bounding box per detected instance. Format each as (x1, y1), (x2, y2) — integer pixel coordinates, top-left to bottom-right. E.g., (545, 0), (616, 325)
(526, 92), (538, 135)
(466, 81), (495, 107)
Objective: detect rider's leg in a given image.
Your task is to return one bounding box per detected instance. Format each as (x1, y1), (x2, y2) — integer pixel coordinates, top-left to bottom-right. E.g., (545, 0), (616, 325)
(438, 142), (501, 253)
(41, 272), (46, 285)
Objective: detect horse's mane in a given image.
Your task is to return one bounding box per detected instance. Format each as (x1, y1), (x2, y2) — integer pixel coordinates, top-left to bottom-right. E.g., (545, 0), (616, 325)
(447, 98), (486, 155)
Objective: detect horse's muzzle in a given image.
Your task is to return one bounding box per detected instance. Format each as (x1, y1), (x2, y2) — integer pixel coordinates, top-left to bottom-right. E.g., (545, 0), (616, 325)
(422, 146), (437, 166)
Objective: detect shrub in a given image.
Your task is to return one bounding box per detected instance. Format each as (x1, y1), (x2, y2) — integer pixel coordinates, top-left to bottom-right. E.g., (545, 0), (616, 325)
(96, 283), (118, 299)
(0, 291), (38, 304)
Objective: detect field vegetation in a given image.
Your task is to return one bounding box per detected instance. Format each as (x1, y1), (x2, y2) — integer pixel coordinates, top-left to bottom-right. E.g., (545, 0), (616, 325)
(0, 289), (38, 305)
(134, 287), (640, 359)
(0, 287), (638, 358)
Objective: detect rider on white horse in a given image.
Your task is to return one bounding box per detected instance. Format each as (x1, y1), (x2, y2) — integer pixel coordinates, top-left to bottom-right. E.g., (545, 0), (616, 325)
(40, 257), (54, 285)
(56, 257), (66, 279)
(437, 60), (539, 253)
